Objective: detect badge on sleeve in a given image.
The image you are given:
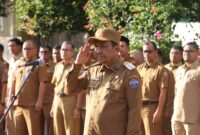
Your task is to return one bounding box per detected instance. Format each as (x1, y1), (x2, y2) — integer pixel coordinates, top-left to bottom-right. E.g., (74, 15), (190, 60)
(163, 71), (168, 77)
(130, 79), (139, 89)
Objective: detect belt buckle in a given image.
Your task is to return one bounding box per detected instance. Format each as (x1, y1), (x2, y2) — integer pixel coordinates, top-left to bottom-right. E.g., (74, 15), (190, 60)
(56, 93), (66, 97)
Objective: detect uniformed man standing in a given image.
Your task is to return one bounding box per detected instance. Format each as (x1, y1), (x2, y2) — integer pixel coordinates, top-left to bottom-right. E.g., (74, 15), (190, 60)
(51, 41), (80, 135)
(172, 42), (200, 135)
(66, 28), (142, 135)
(137, 41), (169, 135)
(39, 45), (55, 135)
(0, 43), (9, 110)
(0, 44), (9, 134)
(163, 46), (183, 135)
(10, 40), (47, 135)
(5, 38), (23, 135)
(119, 36), (139, 66)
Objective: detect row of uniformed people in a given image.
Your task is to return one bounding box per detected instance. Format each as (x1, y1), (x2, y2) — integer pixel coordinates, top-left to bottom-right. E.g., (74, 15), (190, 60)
(0, 29), (199, 135)
(120, 36), (200, 135)
(0, 38), (64, 135)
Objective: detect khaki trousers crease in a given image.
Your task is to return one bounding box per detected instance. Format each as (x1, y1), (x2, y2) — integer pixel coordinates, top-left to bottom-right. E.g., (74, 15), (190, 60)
(141, 104), (162, 135)
(53, 96), (80, 135)
(6, 108), (15, 135)
(13, 106), (42, 135)
(43, 103), (54, 135)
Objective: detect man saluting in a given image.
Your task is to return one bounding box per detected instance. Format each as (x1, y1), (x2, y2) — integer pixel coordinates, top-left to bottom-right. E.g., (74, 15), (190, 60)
(66, 28), (142, 135)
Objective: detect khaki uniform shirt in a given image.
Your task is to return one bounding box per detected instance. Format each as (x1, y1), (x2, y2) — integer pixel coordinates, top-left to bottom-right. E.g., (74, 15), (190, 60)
(67, 60), (142, 135)
(137, 62), (169, 101)
(165, 63), (182, 116)
(6, 53), (23, 105)
(51, 60), (74, 95)
(8, 53), (23, 88)
(0, 60), (9, 98)
(13, 58), (48, 106)
(172, 61), (200, 124)
(44, 60), (55, 103)
(165, 62), (182, 76)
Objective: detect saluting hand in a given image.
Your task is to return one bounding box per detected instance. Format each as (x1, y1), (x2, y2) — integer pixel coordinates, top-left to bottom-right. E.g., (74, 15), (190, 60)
(75, 43), (93, 65)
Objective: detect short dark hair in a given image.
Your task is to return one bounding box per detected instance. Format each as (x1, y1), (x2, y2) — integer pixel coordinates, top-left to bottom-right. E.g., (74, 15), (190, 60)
(53, 45), (61, 50)
(172, 45), (183, 53)
(185, 42), (199, 51)
(120, 36), (129, 46)
(8, 38), (23, 47)
(144, 41), (158, 50)
(62, 41), (75, 50)
(40, 45), (52, 52)
(24, 40), (38, 49)
(0, 44), (4, 52)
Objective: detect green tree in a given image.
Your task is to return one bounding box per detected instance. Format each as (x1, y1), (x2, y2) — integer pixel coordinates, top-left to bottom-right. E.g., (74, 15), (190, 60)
(0, 0), (6, 16)
(0, 0), (13, 16)
(85, 0), (200, 63)
(15, 0), (88, 38)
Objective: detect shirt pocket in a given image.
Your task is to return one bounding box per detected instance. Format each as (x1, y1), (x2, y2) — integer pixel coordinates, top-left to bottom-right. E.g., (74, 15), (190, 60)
(104, 82), (120, 102)
(15, 68), (24, 80)
(87, 79), (100, 95)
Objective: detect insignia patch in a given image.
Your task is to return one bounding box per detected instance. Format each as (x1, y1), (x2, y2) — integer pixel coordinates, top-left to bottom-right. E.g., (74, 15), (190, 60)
(130, 79), (139, 89)
(163, 71), (168, 77)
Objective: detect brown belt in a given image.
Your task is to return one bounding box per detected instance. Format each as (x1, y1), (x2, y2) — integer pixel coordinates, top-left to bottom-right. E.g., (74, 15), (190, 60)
(56, 93), (67, 97)
(142, 100), (158, 106)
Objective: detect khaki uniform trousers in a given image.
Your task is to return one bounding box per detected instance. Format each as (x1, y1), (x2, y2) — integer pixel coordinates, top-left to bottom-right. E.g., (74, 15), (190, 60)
(171, 121), (200, 135)
(6, 108), (15, 135)
(53, 95), (80, 135)
(13, 106), (42, 135)
(141, 104), (162, 135)
(43, 103), (54, 135)
(163, 117), (172, 135)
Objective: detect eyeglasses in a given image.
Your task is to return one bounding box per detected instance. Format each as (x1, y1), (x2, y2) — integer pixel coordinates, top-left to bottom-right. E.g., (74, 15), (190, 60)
(61, 48), (71, 52)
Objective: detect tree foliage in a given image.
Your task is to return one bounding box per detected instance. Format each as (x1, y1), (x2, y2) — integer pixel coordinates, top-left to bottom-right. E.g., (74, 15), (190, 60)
(0, 0), (13, 16)
(15, 0), (88, 38)
(0, 0), (6, 16)
(85, 0), (200, 63)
